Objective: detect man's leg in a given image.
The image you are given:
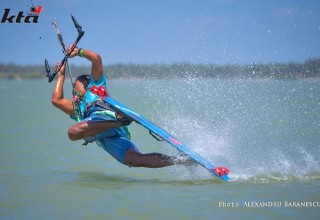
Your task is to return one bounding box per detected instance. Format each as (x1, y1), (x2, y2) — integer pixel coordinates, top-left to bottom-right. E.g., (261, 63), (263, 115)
(68, 111), (130, 141)
(68, 121), (121, 141)
(125, 149), (175, 168)
(124, 149), (194, 168)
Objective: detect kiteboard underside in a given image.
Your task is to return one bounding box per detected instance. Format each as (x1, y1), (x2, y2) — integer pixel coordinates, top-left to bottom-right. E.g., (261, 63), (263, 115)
(103, 97), (230, 181)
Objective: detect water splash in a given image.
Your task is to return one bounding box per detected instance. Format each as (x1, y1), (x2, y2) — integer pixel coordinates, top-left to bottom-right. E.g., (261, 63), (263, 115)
(141, 78), (320, 183)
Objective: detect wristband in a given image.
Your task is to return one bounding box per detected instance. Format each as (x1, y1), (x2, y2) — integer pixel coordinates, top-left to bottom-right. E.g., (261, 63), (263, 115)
(78, 48), (84, 57)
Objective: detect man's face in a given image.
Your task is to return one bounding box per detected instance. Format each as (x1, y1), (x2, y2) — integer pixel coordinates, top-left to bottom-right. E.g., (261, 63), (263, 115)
(74, 80), (86, 97)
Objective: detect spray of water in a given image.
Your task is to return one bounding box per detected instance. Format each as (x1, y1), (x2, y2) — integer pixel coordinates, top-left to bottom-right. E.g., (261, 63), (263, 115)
(141, 78), (320, 182)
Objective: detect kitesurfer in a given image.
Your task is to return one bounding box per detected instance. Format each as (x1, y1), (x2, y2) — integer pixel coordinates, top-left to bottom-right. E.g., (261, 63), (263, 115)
(51, 45), (193, 168)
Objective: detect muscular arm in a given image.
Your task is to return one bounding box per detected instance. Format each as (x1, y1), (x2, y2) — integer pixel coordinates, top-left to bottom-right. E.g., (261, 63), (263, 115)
(51, 63), (74, 116)
(69, 47), (103, 81)
(80, 49), (103, 81)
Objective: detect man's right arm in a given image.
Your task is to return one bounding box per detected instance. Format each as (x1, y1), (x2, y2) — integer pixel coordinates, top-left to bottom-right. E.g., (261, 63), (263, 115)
(51, 62), (75, 116)
(67, 45), (103, 82)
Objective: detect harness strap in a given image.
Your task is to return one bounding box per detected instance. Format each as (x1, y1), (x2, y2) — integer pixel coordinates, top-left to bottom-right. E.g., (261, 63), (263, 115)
(84, 100), (133, 126)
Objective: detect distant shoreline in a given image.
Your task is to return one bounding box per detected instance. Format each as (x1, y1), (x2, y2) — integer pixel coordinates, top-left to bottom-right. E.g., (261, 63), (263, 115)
(1, 59), (319, 80)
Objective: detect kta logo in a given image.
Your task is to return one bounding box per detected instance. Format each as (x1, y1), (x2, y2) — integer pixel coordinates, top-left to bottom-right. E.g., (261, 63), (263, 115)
(30, 5), (42, 14)
(1, 5), (43, 24)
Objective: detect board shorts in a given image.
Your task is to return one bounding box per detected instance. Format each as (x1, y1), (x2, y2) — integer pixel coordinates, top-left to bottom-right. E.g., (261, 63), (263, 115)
(82, 107), (139, 165)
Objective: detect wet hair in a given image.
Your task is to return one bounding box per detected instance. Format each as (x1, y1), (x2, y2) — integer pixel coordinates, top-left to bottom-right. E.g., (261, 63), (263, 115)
(75, 74), (90, 90)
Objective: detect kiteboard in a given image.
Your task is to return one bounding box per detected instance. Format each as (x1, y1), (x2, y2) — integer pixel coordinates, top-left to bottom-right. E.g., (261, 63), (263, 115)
(104, 97), (230, 181)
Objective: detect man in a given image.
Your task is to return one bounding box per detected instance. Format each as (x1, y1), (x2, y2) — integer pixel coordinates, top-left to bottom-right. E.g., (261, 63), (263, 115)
(51, 45), (191, 168)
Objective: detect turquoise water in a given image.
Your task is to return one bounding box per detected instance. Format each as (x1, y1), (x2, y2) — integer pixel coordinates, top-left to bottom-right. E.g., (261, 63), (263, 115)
(0, 79), (319, 219)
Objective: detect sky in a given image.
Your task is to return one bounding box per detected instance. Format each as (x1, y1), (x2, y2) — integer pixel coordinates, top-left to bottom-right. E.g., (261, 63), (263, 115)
(0, 0), (319, 66)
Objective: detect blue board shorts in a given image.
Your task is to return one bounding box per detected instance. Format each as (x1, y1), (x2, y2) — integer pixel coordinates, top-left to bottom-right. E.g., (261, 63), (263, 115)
(82, 111), (139, 165)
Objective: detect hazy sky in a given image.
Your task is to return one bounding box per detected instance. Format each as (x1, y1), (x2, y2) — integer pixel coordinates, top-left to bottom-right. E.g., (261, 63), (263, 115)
(0, 0), (319, 66)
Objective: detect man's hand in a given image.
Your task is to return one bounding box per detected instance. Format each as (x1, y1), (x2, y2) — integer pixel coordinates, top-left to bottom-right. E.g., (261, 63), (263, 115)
(66, 44), (79, 58)
(55, 62), (66, 76)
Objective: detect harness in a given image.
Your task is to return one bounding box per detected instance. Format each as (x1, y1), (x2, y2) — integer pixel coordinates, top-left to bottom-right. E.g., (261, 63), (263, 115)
(83, 100), (132, 126)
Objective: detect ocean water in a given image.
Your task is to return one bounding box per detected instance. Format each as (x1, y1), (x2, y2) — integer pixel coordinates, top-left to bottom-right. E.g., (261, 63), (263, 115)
(0, 78), (319, 219)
